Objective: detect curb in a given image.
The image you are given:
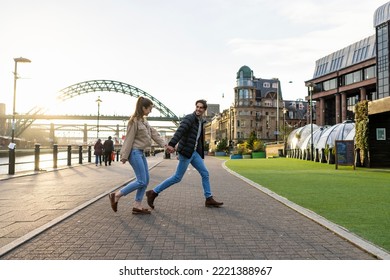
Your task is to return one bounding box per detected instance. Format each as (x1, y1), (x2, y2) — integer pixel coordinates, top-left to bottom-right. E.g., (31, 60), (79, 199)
(0, 160), (164, 258)
(222, 161), (390, 260)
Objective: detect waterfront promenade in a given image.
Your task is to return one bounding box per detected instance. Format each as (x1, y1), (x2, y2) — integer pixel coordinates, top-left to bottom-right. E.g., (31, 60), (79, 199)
(0, 154), (388, 260)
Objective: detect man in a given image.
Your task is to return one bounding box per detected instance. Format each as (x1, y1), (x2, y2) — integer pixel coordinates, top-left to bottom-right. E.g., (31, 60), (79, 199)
(146, 99), (223, 208)
(103, 136), (114, 166)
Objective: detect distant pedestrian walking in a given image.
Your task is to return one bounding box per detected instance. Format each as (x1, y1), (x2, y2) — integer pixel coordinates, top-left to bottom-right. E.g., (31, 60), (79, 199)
(93, 139), (104, 166)
(108, 97), (167, 214)
(103, 136), (114, 166)
(146, 99), (223, 209)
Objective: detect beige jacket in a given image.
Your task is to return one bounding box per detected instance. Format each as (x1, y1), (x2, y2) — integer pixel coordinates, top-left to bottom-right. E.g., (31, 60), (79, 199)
(120, 118), (166, 160)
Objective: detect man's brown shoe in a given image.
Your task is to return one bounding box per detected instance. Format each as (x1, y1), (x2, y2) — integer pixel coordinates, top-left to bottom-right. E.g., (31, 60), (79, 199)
(132, 208), (151, 215)
(146, 190), (158, 209)
(205, 196), (223, 207)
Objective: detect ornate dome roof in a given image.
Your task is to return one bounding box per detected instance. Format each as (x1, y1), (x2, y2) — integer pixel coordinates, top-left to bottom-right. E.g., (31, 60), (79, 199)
(236, 65), (253, 79)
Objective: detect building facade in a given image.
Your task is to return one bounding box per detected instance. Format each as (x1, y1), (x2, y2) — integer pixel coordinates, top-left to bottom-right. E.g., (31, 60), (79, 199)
(305, 1), (390, 167)
(205, 65), (308, 152)
(305, 35), (376, 126)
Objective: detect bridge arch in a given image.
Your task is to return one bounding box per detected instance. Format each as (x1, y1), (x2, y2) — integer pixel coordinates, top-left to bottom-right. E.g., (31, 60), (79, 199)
(11, 80), (180, 138)
(58, 80), (180, 125)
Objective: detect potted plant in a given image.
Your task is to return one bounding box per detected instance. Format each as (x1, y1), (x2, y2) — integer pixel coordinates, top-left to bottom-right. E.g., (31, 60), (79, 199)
(215, 138), (227, 156)
(230, 142), (244, 159)
(242, 142), (252, 159)
(252, 140), (265, 158)
(324, 144), (336, 164)
(324, 144), (330, 162)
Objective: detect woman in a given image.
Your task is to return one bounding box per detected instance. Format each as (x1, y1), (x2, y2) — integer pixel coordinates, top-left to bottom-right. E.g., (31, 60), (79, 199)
(94, 139), (104, 166)
(108, 96), (167, 214)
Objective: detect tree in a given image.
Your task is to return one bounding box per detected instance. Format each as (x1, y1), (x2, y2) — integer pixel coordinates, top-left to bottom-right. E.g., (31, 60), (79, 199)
(216, 138), (228, 152)
(252, 140), (264, 152)
(355, 100), (369, 167)
(246, 131), (257, 150)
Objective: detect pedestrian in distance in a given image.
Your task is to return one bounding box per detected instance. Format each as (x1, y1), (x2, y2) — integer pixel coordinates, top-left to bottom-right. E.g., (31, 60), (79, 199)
(103, 136), (115, 166)
(108, 96), (167, 214)
(94, 138), (104, 166)
(146, 99), (224, 209)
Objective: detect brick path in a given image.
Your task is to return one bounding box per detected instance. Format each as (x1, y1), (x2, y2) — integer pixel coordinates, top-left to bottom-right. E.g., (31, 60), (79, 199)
(0, 155), (388, 260)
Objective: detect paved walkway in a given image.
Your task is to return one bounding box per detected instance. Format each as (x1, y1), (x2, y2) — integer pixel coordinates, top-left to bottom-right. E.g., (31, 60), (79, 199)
(0, 155), (388, 260)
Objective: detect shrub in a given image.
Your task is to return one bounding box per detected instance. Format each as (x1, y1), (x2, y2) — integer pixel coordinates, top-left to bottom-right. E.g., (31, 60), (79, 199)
(216, 138), (228, 152)
(252, 140), (264, 152)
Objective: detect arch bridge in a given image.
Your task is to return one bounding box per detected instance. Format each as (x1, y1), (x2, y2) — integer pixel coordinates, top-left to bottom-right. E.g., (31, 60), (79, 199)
(2, 80), (181, 138)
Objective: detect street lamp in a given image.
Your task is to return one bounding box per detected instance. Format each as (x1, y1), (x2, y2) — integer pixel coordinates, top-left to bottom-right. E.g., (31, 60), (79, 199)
(275, 79), (280, 142)
(96, 96), (102, 139)
(283, 107), (288, 142)
(283, 107), (288, 157)
(306, 82), (316, 161)
(9, 57), (31, 175)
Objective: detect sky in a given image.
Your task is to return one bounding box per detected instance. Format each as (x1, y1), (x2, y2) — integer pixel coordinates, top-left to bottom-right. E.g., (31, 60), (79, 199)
(0, 0), (387, 119)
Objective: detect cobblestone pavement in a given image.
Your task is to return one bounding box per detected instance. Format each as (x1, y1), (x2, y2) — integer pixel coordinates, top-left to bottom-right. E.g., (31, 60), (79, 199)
(0, 155), (383, 260)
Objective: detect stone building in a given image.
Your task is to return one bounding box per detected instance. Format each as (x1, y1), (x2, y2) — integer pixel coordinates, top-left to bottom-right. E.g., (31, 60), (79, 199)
(205, 65), (308, 152)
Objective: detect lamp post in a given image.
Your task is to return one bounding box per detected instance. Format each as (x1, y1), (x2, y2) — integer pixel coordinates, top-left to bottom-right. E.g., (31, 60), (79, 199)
(122, 119), (126, 139)
(306, 82), (316, 161)
(96, 96), (102, 139)
(9, 57), (31, 175)
(283, 107), (288, 157)
(275, 79), (279, 142)
(283, 107), (288, 142)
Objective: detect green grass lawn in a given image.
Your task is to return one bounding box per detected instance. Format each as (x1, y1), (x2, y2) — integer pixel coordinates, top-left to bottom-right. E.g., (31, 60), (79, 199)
(224, 157), (390, 253)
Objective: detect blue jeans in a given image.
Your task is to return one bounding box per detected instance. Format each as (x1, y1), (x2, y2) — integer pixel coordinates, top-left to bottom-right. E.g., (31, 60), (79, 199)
(95, 154), (102, 165)
(153, 151), (212, 198)
(119, 149), (149, 202)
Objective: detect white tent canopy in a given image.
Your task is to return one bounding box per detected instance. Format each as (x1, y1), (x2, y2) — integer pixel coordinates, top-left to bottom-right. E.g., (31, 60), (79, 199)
(286, 121), (355, 154)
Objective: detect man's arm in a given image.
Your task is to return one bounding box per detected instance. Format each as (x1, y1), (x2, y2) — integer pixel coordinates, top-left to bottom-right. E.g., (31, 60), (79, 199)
(168, 114), (193, 147)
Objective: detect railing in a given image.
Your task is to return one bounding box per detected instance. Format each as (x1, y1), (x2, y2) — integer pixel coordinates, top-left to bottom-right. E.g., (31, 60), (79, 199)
(0, 144), (121, 175)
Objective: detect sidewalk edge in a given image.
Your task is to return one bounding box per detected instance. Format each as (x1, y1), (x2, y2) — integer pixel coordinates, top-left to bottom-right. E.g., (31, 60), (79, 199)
(0, 160), (163, 258)
(222, 161), (390, 260)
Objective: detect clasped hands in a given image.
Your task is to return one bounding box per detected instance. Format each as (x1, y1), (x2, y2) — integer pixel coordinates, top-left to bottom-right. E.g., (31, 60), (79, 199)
(165, 145), (175, 153)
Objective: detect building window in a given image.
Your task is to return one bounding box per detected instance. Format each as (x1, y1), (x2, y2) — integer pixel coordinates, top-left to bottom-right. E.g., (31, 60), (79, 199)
(376, 23), (389, 100)
(347, 95), (359, 120)
(238, 110), (250, 116)
(353, 71), (362, 83)
(323, 78), (337, 91)
(263, 82), (270, 88)
(290, 102), (296, 108)
(345, 73), (353, 85)
(239, 89), (250, 99)
(344, 70), (362, 86)
(364, 65), (376, 79)
(315, 62), (329, 76)
(237, 78), (253, 87)
(352, 46), (369, 64)
(330, 56), (344, 72)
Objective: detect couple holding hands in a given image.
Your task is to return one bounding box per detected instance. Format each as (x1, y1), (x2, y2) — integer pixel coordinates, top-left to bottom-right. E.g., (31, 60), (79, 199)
(109, 97), (223, 215)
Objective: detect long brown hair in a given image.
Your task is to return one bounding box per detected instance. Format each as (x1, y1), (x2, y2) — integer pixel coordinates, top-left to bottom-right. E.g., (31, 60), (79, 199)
(129, 96), (153, 123)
